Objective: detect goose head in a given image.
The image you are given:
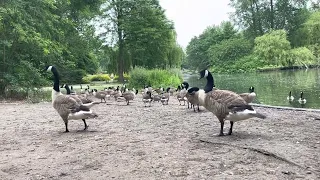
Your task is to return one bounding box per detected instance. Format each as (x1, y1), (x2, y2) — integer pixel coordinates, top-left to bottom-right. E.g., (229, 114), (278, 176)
(249, 86), (255, 93)
(176, 85), (181, 92)
(166, 87), (171, 93)
(181, 82), (189, 89)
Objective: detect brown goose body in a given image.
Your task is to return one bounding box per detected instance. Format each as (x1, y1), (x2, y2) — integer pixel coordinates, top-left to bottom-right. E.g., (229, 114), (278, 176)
(142, 91), (152, 107)
(185, 89), (200, 112)
(161, 87), (171, 105)
(93, 89), (108, 103)
(122, 90), (135, 105)
(61, 84), (98, 108)
(239, 87), (256, 103)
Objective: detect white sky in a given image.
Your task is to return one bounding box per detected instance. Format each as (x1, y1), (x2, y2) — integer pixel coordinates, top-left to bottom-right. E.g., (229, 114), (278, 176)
(159, 0), (233, 49)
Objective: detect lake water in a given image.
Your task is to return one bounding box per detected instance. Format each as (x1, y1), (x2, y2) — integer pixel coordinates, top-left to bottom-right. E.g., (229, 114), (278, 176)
(184, 68), (320, 109)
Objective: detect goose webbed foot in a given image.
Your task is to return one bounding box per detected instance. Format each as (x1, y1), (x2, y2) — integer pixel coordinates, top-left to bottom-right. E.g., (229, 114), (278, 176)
(82, 119), (88, 130)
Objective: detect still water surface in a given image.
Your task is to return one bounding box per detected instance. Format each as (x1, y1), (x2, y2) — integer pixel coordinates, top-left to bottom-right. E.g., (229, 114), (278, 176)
(184, 69), (320, 109)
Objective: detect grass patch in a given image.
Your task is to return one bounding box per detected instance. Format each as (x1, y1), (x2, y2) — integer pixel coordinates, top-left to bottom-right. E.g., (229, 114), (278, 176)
(82, 74), (111, 83)
(128, 67), (183, 89)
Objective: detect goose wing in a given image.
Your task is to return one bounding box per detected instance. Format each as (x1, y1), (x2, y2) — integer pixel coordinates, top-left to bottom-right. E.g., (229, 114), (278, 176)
(206, 90), (247, 115)
(53, 95), (81, 115)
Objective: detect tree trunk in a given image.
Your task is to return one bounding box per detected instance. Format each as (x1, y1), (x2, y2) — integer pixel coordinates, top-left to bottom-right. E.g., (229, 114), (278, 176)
(270, 0), (274, 29)
(117, 2), (125, 83)
(254, 0), (264, 35)
(117, 33), (124, 83)
(250, 1), (257, 37)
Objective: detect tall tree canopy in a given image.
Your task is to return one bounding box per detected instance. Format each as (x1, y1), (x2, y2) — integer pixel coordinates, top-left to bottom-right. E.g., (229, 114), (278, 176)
(98, 0), (183, 82)
(0, 0), (103, 94)
(184, 0), (319, 73)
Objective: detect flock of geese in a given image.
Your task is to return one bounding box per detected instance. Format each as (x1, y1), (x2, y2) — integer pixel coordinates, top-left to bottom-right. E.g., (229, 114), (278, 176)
(44, 65), (305, 136)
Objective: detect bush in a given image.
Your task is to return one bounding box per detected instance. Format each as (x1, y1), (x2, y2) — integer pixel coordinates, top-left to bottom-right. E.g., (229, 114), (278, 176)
(82, 74), (111, 83)
(287, 47), (316, 67)
(129, 67), (183, 88)
(114, 73), (130, 81)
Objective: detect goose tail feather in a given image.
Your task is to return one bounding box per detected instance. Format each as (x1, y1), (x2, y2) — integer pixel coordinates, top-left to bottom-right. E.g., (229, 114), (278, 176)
(251, 112), (267, 119)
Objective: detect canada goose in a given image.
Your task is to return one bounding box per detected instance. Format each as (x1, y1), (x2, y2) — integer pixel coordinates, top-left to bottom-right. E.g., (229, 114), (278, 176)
(169, 87), (176, 96)
(112, 86), (122, 101)
(287, 91), (294, 102)
(152, 94), (162, 103)
(70, 85), (76, 95)
(80, 84), (84, 94)
(45, 65), (98, 132)
(104, 87), (114, 100)
(298, 91), (307, 104)
(93, 89), (107, 103)
(161, 87), (171, 105)
(239, 86), (256, 103)
(197, 69), (266, 136)
(122, 89), (136, 105)
(142, 91), (152, 107)
(176, 85), (183, 105)
(61, 84), (98, 106)
(177, 82), (189, 106)
(186, 87), (201, 112)
(154, 87), (164, 94)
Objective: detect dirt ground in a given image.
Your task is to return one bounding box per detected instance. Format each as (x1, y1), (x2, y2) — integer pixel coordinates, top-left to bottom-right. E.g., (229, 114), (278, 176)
(0, 94), (320, 180)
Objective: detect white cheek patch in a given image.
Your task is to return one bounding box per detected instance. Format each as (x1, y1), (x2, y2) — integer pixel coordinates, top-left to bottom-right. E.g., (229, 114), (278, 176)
(204, 70), (209, 78)
(47, 65), (53, 72)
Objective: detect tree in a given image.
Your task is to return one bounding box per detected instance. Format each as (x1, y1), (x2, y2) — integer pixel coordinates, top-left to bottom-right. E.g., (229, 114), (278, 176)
(253, 30), (291, 65)
(185, 21), (239, 70)
(0, 0), (103, 95)
(99, 0), (178, 82)
(208, 37), (252, 71)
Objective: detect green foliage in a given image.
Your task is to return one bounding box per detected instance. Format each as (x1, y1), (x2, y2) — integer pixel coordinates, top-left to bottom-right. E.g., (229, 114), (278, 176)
(82, 74), (111, 83)
(208, 37), (252, 67)
(231, 54), (268, 73)
(287, 47), (316, 67)
(114, 73), (130, 81)
(0, 0), (103, 97)
(128, 67), (182, 89)
(99, 0), (184, 82)
(303, 11), (320, 46)
(254, 30), (291, 65)
(185, 21), (239, 70)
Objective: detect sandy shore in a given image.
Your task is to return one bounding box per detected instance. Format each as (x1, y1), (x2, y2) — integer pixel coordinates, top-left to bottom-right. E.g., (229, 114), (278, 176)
(0, 94), (319, 180)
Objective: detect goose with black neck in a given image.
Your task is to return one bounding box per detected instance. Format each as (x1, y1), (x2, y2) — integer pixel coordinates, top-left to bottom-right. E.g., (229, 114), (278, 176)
(45, 65), (98, 132)
(196, 69), (267, 136)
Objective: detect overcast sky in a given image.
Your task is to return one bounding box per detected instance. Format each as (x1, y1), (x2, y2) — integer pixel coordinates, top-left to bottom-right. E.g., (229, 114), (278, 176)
(159, 0), (233, 49)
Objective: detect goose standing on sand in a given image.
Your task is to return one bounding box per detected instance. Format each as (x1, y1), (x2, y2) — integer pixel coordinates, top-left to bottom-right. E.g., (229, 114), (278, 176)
(142, 91), (153, 107)
(186, 87), (201, 112)
(178, 82), (189, 106)
(161, 87), (171, 105)
(298, 91), (307, 104)
(287, 91), (294, 102)
(45, 65), (98, 132)
(122, 89), (137, 105)
(196, 69), (266, 136)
